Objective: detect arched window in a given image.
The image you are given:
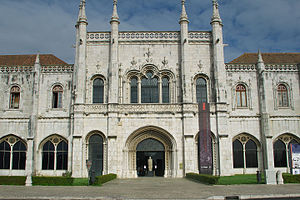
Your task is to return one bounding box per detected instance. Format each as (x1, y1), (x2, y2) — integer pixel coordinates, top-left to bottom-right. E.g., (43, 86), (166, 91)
(52, 85), (63, 108)
(0, 141), (11, 169)
(236, 84), (247, 107)
(56, 141), (68, 170)
(130, 77), (138, 103)
(273, 135), (300, 168)
(274, 140), (287, 167)
(0, 136), (27, 170)
(141, 72), (159, 103)
(245, 139), (258, 168)
(10, 86), (20, 109)
(42, 141), (55, 170)
(42, 136), (68, 170)
(277, 84), (288, 107)
(93, 78), (104, 103)
(12, 141), (26, 170)
(233, 140), (244, 168)
(88, 134), (103, 176)
(162, 77), (170, 103)
(196, 78), (207, 103)
(233, 135), (259, 168)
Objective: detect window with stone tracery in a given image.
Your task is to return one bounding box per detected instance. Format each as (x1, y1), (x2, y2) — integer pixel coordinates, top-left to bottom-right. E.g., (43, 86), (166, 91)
(93, 78), (104, 103)
(128, 68), (173, 104)
(141, 72), (159, 103)
(236, 84), (247, 107)
(273, 134), (299, 168)
(277, 84), (288, 107)
(42, 136), (68, 170)
(233, 134), (258, 168)
(52, 85), (63, 108)
(0, 136), (26, 170)
(10, 86), (20, 109)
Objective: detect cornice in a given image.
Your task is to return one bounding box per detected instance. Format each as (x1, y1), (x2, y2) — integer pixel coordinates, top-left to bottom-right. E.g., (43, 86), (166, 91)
(225, 63), (298, 72)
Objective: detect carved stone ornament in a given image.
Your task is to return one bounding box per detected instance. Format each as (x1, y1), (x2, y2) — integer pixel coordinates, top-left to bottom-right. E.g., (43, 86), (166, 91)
(144, 48), (153, 63)
(197, 60), (203, 70)
(131, 57), (137, 66)
(162, 57), (168, 66)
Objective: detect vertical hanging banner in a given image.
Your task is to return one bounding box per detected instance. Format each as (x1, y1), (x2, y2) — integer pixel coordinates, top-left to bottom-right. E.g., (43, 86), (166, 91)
(198, 102), (213, 174)
(291, 144), (300, 175)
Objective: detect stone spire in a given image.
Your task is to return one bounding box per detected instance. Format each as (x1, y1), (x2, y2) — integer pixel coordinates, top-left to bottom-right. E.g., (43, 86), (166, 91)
(258, 50), (264, 63)
(257, 50), (265, 73)
(179, 0), (189, 23)
(35, 53), (40, 64)
(110, 0), (120, 24)
(211, 0), (222, 25)
(77, 0), (87, 24)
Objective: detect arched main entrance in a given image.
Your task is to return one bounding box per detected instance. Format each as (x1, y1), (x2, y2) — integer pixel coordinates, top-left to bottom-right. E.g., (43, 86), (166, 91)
(125, 126), (176, 178)
(136, 138), (165, 177)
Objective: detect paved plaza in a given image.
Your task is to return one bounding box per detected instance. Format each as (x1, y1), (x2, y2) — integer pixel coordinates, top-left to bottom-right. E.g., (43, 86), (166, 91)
(0, 178), (300, 200)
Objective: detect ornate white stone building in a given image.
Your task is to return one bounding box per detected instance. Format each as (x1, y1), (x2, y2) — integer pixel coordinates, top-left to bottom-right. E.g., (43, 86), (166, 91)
(0, 0), (299, 184)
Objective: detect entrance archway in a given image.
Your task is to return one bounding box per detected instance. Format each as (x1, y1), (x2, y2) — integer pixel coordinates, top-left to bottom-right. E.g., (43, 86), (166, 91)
(136, 138), (165, 176)
(125, 126), (176, 178)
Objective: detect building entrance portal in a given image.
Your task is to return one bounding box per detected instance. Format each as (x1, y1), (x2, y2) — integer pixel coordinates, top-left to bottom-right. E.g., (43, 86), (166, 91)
(125, 127), (176, 178)
(136, 138), (165, 177)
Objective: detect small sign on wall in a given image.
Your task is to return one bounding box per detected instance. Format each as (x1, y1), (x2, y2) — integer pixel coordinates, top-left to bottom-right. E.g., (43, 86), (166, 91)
(291, 144), (300, 175)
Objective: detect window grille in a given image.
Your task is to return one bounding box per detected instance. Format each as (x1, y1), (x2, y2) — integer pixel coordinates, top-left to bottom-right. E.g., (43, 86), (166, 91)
(93, 78), (104, 103)
(141, 72), (159, 103)
(277, 84), (288, 107)
(130, 77), (138, 103)
(196, 78), (207, 103)
(162, 77), (170, 103)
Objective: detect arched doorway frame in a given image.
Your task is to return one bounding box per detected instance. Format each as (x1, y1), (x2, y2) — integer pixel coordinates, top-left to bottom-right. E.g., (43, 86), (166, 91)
(125, 126), (177, 178)
(85, 131), (107, 176)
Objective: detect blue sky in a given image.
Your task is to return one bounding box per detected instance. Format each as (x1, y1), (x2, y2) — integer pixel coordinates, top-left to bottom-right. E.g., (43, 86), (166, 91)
(0, 0), (299, 63)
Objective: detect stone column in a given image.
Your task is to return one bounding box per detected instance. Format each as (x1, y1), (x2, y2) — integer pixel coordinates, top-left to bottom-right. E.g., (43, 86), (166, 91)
(25, 138), (34, 186)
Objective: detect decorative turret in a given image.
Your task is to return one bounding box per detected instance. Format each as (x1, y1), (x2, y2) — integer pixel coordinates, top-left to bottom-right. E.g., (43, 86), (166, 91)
(210, 0), (226, 103)
(74, 0), (88, 104)
(179, 0), (191, 103)
(108, 0), (120, 103)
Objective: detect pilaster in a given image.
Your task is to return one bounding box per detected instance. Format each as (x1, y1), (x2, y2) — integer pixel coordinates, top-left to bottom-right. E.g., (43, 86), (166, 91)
(256, 51), (275, 184)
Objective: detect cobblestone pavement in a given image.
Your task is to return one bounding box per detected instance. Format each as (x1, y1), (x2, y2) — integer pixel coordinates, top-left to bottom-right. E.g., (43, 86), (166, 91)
(0, 178), (300, 200)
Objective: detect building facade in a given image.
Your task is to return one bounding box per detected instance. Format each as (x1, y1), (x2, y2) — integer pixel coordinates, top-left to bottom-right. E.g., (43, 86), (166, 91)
(0, 0), (299, 184)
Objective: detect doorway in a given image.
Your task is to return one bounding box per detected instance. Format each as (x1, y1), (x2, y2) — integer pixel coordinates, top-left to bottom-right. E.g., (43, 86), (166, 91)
(88, 134), (103, 176)
(136, 138), (165, 177)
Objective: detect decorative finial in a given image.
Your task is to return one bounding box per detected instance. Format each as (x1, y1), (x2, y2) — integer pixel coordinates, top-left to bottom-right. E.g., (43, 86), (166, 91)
(258, 50), (264, 63)
(211, 0), (222, 24)
(35, 53), (40, 64)
(180, 0), (189, 23)
(111, 0), (120, 23)
(77, 0), (87, 23)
